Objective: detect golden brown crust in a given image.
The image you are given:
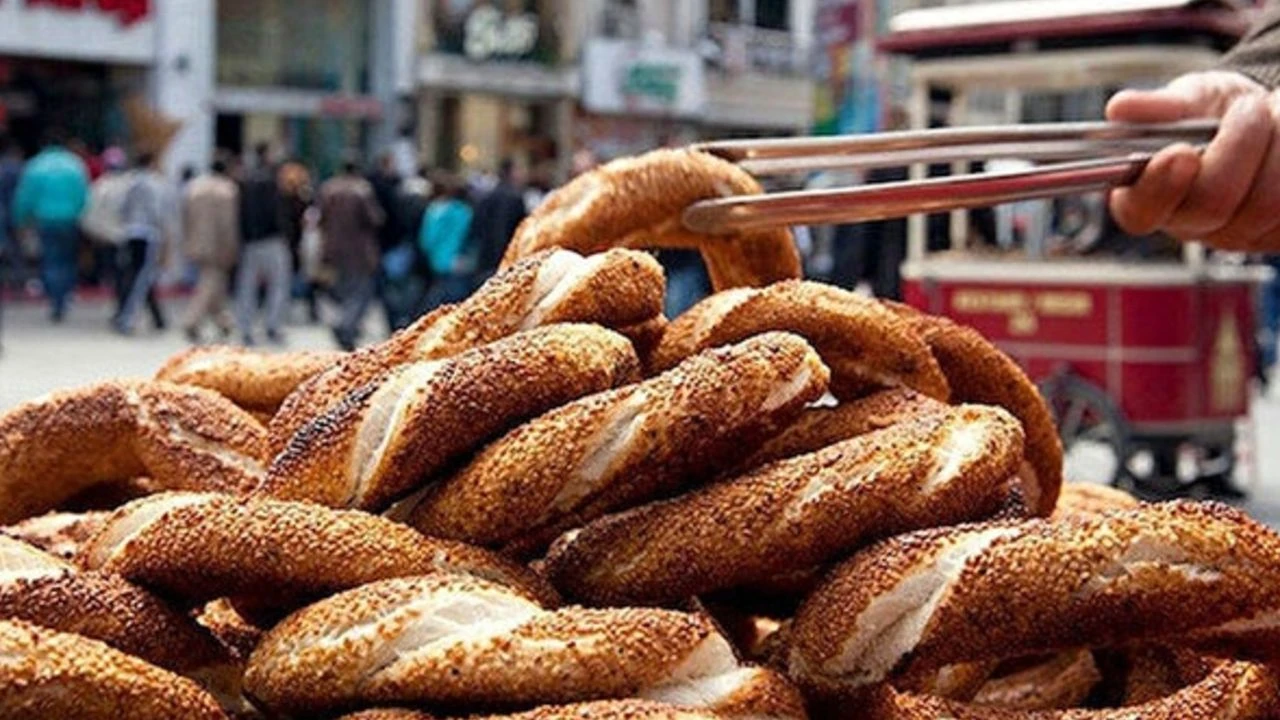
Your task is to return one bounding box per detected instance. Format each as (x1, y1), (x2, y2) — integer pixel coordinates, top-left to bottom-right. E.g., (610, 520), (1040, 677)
(262, 324), (640, 511)
(501, 149), (801, 292)
(3, 510), (110, 560)
(473, 700), (730, 719)
(269, 248), (664, 450)
(0, 618), (227, 719)
(75, 492), (557, 607)
(618, 314), (670, 371)
(155, 345), (343, 415)
(789, 501), (1280, 697)
(406, 333), (829, 554)
(0, 381), (267, 524)
(544, 405), (1023, 606)
(970, 651), (1102, 711)
(873, 660), (1278, 719)
(886, 302), (1063, 516)
(336, 711), (437, 720)
(0, 539), (227, 672)
(743, 388), (947, 471)
(1052, 483), (1141, 520)
(654, 282), (950, 401)
(244, 574), (766, 716)
(194, 599), (265, 659)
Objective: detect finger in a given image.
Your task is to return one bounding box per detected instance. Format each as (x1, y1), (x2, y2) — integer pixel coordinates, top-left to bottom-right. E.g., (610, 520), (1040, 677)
(1205, 96), (1280, 251)
(1108, 144), (1200, 236)
(1106, 88), (1198, 123)
(1165, 94), (1273, 238)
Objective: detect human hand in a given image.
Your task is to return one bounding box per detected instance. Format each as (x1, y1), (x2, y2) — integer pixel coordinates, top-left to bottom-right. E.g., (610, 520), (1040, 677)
(1106, 71), (1280, 251)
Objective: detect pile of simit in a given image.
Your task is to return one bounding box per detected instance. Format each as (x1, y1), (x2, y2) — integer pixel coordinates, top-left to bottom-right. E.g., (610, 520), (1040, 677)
(1, 149), (1278, 720)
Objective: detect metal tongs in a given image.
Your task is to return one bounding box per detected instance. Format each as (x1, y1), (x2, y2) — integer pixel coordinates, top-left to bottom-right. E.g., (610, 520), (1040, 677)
(683, 120), (1220, 234)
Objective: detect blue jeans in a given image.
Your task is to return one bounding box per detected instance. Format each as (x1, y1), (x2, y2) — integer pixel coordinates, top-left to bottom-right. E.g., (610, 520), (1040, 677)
(38, 222), (79, 318)
(1259, 256), (1280, 371)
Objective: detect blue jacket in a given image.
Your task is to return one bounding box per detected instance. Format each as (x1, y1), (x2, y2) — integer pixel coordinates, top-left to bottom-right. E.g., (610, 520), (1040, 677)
(12, 146), (89, 227)
(420, 199), (473, 275)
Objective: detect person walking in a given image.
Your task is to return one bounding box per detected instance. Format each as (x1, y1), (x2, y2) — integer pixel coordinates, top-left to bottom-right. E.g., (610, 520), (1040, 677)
(277, 158), (317, 323)
(0, 136), (24, 288)
(319, 158), (384, 350)
(419, 175), (473, 311)
(235, 143), (290, 346)
(114, 152), (176, 334)
(467, 158), (527, 289)
(80, 148), (131, 308)
(181, 157), (240, 343)
(10, 130), (88, 322)
(367, 152), (403, 334)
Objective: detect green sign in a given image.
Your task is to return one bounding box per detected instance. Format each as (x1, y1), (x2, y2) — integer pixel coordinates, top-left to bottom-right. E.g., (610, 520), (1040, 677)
(622, 62), (682, 104)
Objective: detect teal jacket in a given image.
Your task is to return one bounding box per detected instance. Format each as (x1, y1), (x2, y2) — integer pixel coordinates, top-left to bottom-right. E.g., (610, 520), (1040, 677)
(419, 199), (473, 275)
(12, 146), (89, 227)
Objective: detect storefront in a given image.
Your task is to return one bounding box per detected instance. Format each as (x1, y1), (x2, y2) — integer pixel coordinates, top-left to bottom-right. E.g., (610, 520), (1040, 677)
(0, 0), (158, 159)
(417, 0), (576, 180)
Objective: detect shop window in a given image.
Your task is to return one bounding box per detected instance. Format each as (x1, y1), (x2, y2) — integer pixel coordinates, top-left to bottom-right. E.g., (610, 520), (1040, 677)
(216, 0), (372, 93)
(709, 0), (790, 29)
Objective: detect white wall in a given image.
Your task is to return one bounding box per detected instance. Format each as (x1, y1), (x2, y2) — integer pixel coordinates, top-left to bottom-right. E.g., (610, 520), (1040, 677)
(0, 2), (155, 64)
(153, 0), (216, 177)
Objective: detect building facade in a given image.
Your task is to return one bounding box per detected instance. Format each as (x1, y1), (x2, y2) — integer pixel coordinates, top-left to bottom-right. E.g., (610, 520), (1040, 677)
(415, 0), (818, 182)
(0, 0), (417, 177)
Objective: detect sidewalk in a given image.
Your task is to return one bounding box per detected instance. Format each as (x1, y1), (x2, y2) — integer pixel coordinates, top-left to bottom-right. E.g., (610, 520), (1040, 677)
(2, 294), (1278, 527)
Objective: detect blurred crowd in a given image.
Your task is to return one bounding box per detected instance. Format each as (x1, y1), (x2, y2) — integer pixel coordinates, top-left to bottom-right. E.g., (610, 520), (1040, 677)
(0, 132), (547, 351)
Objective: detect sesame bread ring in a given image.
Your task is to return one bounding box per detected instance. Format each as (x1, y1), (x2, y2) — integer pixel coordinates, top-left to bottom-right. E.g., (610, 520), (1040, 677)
(869, 660), (1279, 719)
(270, 248), (664, 450)
(1052, 483), (1141, 520)
(0, 535), (227, 673)
(244, 574), (793, 717)
(155, 346), (343, 417)
(0, 618), (227, 720)
(263, 324), (640, 511)
(744, 388), (947, 470)
(337, 711), (437, 720)
(473, 698), (801, 720)
(652, 282), (950, 401)
(969, 650), (1102, 711)
(75, 492), (557, 607)
(500, 148), (801, 291)
(886, 302), (1063, 516)
(405, 332), (829, 554)
(544, 405), (1023, 606)
(3, 510), (109, 560)
(0, 381), (267, 524)
(788, 501), (1280, 699)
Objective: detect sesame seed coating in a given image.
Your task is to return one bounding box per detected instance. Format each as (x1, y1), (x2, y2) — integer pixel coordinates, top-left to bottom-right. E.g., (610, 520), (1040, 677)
(886, 302), (1063, 516)
(743, 388), (948, 471)
(874, 659), (1278, 719)
(0, 618), (227, 719)
(243, 574), (753, 716)
(3, 510), (110, 560)
(501, 149), (801, 292)
(336, 710), (437, 720)
(155, 345), (344, 416)
(269, 248), (663, 450)
(0, 380), (267, 524)
(472, 700), (733, 719)
(75, 492), (557, 607)
(407, 332), (830, 555)
(790, 501), (1280, 696)
(544, 405), (1023, 606)
(653, 281), (951, 402)
(1052, 483), (1141, 521)
(263, 323), (641, 511)
(969, 649), (1101, 711)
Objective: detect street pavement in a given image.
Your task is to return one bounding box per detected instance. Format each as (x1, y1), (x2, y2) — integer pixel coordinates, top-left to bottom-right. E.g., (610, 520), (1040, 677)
(2, 294), (1279, 527)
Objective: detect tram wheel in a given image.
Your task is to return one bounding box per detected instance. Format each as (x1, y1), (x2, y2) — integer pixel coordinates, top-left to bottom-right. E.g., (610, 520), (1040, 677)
(1039, 374), (1131, 489)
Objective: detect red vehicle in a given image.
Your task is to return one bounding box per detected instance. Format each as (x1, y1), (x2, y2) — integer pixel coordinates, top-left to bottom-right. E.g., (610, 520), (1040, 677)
(885, 0), (1264, 497)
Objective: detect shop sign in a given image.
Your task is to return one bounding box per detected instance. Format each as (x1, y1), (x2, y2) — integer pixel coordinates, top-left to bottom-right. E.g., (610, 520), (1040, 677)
(582, 39), (705, 118)
(21, 0), (150, 27)
(434, 1), (547, 63)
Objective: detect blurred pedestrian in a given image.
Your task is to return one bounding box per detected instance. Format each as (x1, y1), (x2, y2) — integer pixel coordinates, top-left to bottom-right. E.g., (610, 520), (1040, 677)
(319, 158), (384, 350)
(419, 174), (473, 311)
(378, 167), (434, 330)
(277, 158), (317, 323)
(367, 152), (403, 334)
(468, 158), (526, 288)
(80, 147), (131, 302)
(114, 152), (176, 334)
(181, 157), (239, 343)
(11, 129), (89, 322)
(236, 142), (290, 346)
(0, 136), (23, 277)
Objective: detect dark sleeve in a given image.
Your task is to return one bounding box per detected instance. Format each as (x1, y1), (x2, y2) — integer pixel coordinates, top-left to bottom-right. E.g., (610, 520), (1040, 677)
(1221, 4), (1280, 89)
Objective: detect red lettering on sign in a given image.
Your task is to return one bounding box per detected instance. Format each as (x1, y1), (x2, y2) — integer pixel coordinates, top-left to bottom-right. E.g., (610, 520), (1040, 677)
(23, 0), (151, 27)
